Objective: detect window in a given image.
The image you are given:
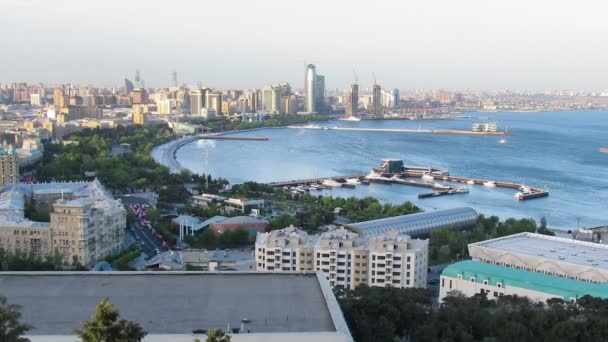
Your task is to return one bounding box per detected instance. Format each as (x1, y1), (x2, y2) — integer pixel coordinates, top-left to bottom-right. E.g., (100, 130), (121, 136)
(470, 277), (475, 282)
(497, 282), (502, 288)
(442, 278), (445, 287)
(483, 280), (488, 285)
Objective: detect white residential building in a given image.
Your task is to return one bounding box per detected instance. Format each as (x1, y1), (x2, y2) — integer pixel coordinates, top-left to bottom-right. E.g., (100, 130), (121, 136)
(255, 226), (428, 290)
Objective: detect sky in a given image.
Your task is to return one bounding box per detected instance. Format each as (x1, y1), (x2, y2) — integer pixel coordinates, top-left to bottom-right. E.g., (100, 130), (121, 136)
(1, 0), (607, 90)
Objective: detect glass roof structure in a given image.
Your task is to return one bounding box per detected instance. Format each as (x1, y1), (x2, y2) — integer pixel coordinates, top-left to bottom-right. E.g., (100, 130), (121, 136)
(346, 207), (478, 237)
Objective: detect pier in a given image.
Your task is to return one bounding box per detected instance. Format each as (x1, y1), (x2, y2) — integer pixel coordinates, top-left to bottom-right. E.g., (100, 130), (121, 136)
(267, 172), (548, 201)
(288, 126), (510, 136)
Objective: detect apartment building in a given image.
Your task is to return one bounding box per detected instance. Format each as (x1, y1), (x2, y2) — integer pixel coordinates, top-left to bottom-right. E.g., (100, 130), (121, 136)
(255, 226), (428, 290)
(0, 146), (19, 186)
(0, 180), (126, 266)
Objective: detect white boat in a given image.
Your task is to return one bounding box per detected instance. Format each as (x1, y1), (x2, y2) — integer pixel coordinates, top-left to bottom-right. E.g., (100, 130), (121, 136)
(422, 174), (435, 182)
(498, 139), (507, 144)
(365, 172), (392, 182)
(338, 116), (361, 122)
(390, 174), (401, 181)
(483, 181), (496, 188)
(433, 182), (451, 190)
(322, 179), (343, 188)
(308, 184), (322, 191)
(345, 178), (361, 185)
(455, 187), (470, 193)
(466, 180), (475, 185)
(514, 192), (523, 199)
(518, 185), (531, 193)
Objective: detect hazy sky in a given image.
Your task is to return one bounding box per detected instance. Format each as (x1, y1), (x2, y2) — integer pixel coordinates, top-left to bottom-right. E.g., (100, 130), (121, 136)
(2, 0), (607, 90)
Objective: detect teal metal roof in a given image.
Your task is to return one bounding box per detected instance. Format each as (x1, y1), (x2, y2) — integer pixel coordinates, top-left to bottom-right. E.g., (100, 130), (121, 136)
(442, 260), (608, 300)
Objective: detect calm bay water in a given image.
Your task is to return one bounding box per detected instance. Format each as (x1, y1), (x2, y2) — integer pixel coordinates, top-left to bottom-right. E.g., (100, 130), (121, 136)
(175, 111), (608, 230)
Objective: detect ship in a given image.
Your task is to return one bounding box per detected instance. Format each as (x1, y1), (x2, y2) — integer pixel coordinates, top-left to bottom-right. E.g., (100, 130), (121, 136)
(322, 179), (343, 188)
(600, 147), (608, 153)
(372, 159), (449, 177)
(338, 116), (361, 122)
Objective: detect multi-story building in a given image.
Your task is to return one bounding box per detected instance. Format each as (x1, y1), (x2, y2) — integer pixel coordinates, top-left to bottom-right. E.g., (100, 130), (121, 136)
(440, 233), (608, 302)
(189, 89), (202, 115)
(304, 64), (317, 113)
(347, 83), (359, 117)
(0, 180), (126, 266)
(372, 84), (382, 117)
(205, 92), (222, 116)
(0, 146), (19, 186)
(255, 226), (428, 290)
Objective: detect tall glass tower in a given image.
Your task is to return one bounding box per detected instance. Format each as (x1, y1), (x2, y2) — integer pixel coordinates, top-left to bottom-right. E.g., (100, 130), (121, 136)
(305, 64), (316, 113)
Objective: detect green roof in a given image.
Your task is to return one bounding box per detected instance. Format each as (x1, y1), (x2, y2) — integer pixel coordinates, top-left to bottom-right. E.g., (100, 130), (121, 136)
(442, 260), (608, 300)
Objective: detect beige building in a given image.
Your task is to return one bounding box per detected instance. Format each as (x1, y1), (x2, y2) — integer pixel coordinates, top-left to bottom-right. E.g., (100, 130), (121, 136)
(255, 226), (428, 290)
(0, 180), (126, 266)
(0, 147), (19, 186)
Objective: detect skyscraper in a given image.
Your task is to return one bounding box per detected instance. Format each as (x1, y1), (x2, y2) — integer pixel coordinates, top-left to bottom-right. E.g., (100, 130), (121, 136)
(393, 89), (400, 110)
(305, 64), (316, 113)
(314, 75), (325, 113)
(124, 79), (134, 95)
(189, 89), (202, 116)
(372, 84), (382, 117)
(348, 83), (359, 117)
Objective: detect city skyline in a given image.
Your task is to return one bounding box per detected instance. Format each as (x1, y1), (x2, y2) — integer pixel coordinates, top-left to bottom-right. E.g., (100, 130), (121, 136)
(2, 0), (607, 90)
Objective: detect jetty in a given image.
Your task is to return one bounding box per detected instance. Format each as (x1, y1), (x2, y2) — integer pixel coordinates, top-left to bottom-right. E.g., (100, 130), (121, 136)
(288, 126), (510, 136)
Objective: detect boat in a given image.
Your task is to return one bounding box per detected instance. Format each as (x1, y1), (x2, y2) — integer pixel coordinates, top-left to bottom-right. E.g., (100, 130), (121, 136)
(308, 184), (322, 191)
(322, 179), (342, 188)
(338, 116), (361, 122)
(390, 174), (401, 181)
(365, 171), (392, 182)
(345, 178), (361, 185)
(466, 180), (475, 185)
(433, 182), (451, 190)
(518, 185), (531, 193)
(498, 139), (507, 144)
(454, 187), (470, 193)
(422, 174), (435, 182)
(483, 181), (497, 188)
(600, 147), (608, 153)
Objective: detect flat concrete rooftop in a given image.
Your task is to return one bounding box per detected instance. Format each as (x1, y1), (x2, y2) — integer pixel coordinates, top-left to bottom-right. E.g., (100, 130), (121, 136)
(0, 272), (338, 336)
(470, 232), (608, 271)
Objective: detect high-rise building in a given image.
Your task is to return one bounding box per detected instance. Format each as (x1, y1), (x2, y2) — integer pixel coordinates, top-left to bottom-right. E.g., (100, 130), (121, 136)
(314, 75), (325, 113)
(124, 79), (134, 95)
(393, 89), (400, 110)
(189, 89), (202, 116)
(205, 92), (222, 116)
(285, 95), (298, 114)
(53, 89), (67, 109)
(0, 147), (19, 186)
(157, 99), (173, 115)
(133, 108), (146, 125)
(372, 85), (382, 117)
(255, 226), (428, 290)
(130, 88), (149, 105)
(305, 64), (317, 113)
(347, 84), (359, 117)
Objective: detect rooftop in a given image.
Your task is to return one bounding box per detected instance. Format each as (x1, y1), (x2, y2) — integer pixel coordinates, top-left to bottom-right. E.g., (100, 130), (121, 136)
(443, 260), (608, 300)
(469, 232), (608, 271)
(346, 207), (478, 237)
(0, 272), (350, 338)
(214, 216), (268, 225)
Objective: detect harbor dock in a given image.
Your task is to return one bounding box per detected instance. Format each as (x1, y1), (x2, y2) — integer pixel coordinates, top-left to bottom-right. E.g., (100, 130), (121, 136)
(266, 162), (548, 201)
(288, 126), (511, 136)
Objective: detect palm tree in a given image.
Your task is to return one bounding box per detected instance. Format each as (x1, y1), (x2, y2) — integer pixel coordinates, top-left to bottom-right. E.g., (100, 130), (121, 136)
(205, 328), (231, 342)
(0, 295), (31, 342)
(73, 298), (146, 342)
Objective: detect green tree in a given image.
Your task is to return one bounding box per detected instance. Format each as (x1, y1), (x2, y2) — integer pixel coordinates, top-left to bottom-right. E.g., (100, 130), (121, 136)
(205, 329), (231, 342)
(0, 295), (31, 342)
(73, 298), (146, 342)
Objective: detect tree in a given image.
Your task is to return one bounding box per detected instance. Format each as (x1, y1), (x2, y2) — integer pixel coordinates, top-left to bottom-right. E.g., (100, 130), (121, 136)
(73, 298), (146, 342)
(0, 296), (31, 342)
(206, 329), (231, 342)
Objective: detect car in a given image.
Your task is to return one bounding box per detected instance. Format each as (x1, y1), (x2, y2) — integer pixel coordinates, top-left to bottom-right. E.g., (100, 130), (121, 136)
(140, 241), (145, 246)
(154, 248), (160, 254)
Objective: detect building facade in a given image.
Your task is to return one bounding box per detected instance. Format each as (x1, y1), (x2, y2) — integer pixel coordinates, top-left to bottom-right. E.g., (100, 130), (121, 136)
(0, 147), (19, 186)
(305, 64), (317, 113)
(440, 233), (608, 303)
(255, 226), (428, 290)
(0, 180), (126, 266)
